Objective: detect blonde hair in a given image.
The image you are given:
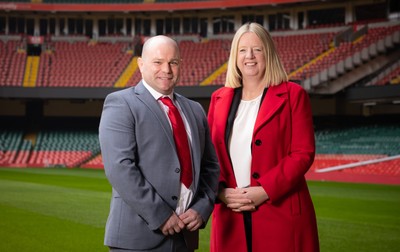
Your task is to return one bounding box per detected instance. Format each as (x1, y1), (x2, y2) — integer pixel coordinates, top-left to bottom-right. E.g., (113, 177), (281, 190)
(225, 22), (288, 88)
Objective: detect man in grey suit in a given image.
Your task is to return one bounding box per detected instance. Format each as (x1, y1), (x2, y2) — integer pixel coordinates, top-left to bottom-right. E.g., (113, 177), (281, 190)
(99, 35), (220, 251)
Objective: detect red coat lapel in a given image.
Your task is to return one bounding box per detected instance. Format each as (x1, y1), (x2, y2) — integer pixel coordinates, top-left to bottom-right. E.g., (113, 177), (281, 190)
(254, 82), (288, 136)
(212, 87), (235, 143)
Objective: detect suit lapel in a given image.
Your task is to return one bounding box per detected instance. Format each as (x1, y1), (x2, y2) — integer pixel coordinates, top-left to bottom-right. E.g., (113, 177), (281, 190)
(174, 94), (201, 181)
(175, 94), (197, 143)
(135, 82), (176, 149)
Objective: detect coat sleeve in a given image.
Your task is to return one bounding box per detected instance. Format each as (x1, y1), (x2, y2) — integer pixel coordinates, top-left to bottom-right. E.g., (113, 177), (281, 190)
(258, 84), (315, 203)
(207, 91), (229, 190)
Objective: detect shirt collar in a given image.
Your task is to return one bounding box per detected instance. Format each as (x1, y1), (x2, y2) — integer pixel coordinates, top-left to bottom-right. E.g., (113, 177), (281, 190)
(142, 79), (174, 101)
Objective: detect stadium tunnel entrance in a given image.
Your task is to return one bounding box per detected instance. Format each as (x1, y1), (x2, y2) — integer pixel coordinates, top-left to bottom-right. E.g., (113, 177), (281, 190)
(27, 43), (41, 56)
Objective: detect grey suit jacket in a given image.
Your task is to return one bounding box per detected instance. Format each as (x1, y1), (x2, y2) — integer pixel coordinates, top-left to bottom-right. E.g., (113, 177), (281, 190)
(99, 82), (220, 250)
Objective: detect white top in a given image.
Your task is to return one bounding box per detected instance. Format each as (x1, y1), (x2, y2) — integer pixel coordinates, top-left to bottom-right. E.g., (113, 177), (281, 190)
(229, 94), (262, 188)
(142, 80), (193, 215)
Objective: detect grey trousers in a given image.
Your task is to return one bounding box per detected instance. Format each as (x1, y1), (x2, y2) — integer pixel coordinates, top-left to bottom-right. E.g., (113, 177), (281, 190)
(108, 233), (193, 252)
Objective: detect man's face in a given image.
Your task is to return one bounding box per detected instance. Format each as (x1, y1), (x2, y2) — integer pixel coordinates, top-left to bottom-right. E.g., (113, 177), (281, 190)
(138, 39), (181, 95)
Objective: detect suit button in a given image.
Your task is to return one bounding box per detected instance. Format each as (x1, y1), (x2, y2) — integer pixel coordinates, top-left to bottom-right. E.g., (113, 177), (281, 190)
(172, 196), (178, 201)
(175, 168), (180, 173)
(252, 172), (260, 179)
(255, 139), (262, 146)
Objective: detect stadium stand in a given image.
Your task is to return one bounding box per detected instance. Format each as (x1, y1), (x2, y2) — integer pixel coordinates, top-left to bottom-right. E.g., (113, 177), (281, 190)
(315, 124), (400, 156)
(296, 23), (400, 90)
(36, 40), (133, 87)
(1, 115), (399, 178)
(80, 153), (103, 169)
(367, 61), (400, 86)
(0, 129), (25, 166)
(0, 38), (26, 87)
(178, 39), (231, 86)
(307, 116), (400, 181)
(27, 129), (100, 168)
(1, 22), (399, 89)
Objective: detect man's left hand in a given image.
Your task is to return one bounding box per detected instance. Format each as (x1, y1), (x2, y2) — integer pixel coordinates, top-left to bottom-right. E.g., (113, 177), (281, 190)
(179, 209), (203, 232)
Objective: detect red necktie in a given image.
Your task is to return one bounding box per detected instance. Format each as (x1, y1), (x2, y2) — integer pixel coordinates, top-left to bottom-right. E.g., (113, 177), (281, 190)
(160, 97), (193, 188)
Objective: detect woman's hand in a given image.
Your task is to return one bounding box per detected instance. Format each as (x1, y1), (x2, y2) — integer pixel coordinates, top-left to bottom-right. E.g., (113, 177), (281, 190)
(219, 186), (269, 212)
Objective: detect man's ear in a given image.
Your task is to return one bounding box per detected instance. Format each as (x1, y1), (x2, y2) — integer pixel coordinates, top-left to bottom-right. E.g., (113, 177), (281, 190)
(137, 57), (143, 72)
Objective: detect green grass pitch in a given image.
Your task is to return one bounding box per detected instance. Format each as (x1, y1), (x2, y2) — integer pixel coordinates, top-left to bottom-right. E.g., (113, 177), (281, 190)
(0, 168), (399, 251)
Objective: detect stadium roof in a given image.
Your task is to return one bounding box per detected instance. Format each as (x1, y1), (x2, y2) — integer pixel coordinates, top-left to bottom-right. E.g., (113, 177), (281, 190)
(0, 0), (314, 12)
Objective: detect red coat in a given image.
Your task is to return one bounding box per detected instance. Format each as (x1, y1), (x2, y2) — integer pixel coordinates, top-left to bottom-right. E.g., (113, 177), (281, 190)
(207, 82), (319, 252)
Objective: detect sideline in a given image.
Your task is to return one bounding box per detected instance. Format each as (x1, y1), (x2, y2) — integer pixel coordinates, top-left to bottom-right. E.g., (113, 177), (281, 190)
(315, 154), (400, 173)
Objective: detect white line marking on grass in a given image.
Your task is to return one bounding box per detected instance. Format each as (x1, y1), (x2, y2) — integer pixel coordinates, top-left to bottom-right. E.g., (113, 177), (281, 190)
(315, 154), (400, 173)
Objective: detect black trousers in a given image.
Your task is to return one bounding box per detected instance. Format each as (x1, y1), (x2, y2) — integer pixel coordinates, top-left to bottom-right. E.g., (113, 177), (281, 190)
(243, 211), (252, 252)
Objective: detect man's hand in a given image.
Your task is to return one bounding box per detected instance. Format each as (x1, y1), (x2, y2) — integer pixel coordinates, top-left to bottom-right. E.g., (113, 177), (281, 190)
(160, 212), (186, 236)
(179, 209), (204, 232)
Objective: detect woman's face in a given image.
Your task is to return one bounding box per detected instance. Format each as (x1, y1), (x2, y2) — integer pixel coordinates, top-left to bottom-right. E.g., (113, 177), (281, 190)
(236, 32), (266, 80)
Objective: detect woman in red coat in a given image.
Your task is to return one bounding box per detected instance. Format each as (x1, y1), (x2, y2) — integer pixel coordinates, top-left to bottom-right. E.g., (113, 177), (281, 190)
(207, 22), (319, 252)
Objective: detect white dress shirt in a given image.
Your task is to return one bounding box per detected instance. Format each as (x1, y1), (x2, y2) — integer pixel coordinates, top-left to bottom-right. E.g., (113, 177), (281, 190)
(142, 80), (194, 215)
(229, 94), (262, 188)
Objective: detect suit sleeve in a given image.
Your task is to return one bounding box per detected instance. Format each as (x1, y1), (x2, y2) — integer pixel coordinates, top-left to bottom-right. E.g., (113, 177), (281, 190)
(99, 92), (173, 230)
(188, 102), (220, 224)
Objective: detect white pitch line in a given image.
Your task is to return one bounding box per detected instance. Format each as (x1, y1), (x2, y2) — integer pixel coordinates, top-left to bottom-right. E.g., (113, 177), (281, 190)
(315, 154), (400, 173)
